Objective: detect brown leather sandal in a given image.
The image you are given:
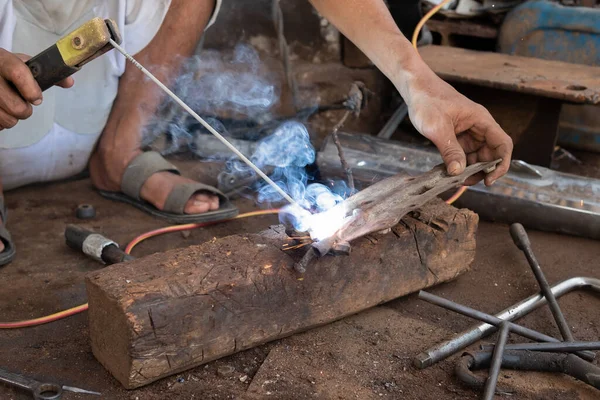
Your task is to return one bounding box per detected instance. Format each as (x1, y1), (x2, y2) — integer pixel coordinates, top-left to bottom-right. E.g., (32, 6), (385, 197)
(98, 152), (238, 224)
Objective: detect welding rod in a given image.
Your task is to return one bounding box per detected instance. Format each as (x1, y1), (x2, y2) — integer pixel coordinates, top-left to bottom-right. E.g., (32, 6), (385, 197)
(108, 38), (296, 206)
(482, 321), (510, 400)
(481, 341), (600, 353)
(510, 223), (575, 343)
(417, 291), (596, 361)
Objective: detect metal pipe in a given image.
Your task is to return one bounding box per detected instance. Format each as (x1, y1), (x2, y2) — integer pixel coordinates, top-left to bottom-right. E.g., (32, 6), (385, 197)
(481, 341), (600, 353)
(510, 223), (574, 342)
(414, 277), (600, 369)
(483, 322), (510, 400)
(455, 353), (495, 393)
(417, 291), (595, 361)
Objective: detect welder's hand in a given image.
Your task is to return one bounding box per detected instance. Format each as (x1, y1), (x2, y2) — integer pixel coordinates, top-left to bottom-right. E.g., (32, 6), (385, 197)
(404, 70), (513, 186)
(0, 49), (74, 130)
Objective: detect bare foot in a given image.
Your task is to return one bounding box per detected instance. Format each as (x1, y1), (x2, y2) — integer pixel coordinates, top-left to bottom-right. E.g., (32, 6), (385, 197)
(89, 149), (219, 214)
(140, 172), (219, 214)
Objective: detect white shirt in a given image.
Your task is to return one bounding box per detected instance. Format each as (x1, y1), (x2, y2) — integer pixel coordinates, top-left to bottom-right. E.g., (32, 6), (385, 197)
(0, 0), (180, 148)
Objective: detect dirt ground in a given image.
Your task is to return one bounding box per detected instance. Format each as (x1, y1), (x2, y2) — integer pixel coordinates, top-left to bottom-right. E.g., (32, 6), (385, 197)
(0, 161), (599, 400)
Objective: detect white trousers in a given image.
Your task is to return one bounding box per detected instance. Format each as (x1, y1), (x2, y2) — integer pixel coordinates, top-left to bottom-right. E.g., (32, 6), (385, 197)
(0, 124), (97, 190)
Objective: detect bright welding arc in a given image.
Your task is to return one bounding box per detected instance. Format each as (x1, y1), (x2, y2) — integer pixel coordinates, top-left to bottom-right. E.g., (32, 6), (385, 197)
(108, 38), (297, 206)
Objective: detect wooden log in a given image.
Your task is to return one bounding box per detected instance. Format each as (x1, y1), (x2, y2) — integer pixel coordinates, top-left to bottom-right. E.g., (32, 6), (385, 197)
(86, 200), (478, 389)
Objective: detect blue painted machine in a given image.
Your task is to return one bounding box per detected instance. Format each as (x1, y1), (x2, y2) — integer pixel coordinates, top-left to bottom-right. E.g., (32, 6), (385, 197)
(498, 0), (600, 153)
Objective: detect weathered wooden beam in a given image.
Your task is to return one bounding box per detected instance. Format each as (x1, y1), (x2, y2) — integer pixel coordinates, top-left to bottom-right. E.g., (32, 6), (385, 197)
(86, 200), (478, 389)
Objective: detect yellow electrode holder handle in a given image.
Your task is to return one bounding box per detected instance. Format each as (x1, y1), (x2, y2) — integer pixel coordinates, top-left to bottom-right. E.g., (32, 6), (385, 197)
(26, 17), (122, 91)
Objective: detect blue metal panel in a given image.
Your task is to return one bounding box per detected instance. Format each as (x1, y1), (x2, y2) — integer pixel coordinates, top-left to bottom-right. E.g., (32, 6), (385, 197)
(499, 0), (600, 64)
(499, 0), (600, 152)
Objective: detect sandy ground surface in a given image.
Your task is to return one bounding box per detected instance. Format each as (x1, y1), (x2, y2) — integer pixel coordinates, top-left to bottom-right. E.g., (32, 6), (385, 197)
(0, 161), (598, 400)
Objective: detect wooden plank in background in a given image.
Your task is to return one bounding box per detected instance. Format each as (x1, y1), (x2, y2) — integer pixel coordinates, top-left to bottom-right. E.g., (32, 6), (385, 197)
(420, 45), (600, 104)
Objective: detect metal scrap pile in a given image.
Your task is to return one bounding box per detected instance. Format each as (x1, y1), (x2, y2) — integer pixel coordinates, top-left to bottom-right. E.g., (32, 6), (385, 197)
(417, 223), (600, 399)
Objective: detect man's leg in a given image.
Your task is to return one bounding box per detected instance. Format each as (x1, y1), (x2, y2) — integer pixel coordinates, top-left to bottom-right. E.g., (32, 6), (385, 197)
(90, 0), (220, 214)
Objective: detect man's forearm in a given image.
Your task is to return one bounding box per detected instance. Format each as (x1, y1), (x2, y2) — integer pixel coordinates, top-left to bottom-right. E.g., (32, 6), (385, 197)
(308, 0), (425, 96)
(309, 1), (514, 182)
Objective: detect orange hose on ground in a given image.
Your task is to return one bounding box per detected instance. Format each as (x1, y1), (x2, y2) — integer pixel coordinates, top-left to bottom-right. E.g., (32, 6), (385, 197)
(124, 209), (280, 254)
(0, 304), (89, 329)
(0, 209), (280, 329)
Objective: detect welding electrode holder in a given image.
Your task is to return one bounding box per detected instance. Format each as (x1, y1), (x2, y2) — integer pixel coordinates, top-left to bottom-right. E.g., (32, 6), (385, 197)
(25, 17), (122, 91)
(65, 225), (134, 265)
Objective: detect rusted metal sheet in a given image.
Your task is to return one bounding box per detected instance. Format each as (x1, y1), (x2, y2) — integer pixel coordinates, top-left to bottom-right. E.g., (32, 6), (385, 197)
(419, 45), (600, 104)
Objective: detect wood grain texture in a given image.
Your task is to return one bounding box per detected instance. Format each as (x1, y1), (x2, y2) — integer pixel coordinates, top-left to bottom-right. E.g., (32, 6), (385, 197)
(86, 200), (478, 388)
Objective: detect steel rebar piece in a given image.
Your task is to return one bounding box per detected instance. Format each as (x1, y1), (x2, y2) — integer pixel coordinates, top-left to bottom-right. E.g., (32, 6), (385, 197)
(417, 291), (595, 361)
(481, 341), (600, 353)
(510, 223), (575, 343)
(483, 322), (510, 400)
(414, 277), (600, 369)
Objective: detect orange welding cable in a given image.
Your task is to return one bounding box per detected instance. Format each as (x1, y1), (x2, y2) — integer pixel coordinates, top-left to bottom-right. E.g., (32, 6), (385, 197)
(0, 209), (280, 329)
(0, 304), (89, 329)
(411, 0), (466, 205)
(124, 209), (280, 254)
